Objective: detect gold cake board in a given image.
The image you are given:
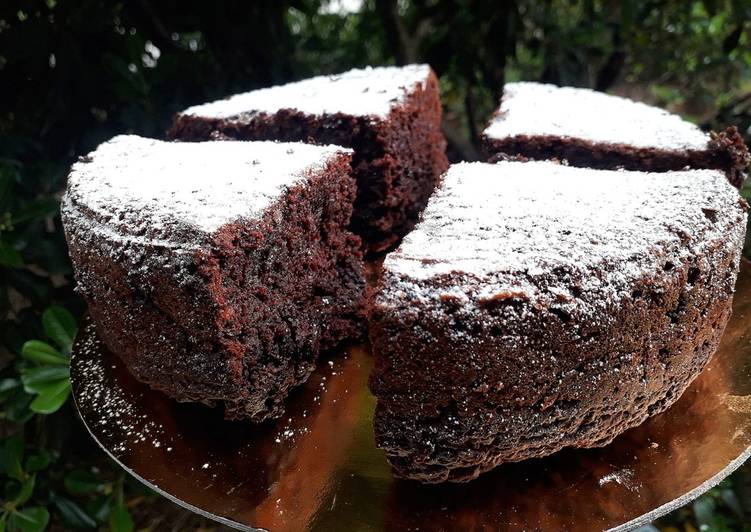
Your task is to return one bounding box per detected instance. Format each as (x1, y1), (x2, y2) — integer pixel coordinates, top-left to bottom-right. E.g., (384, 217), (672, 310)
(70, 260), (751, 532)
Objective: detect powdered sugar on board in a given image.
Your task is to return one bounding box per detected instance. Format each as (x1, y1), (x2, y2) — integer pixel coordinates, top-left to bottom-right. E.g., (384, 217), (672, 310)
(180, 64), (432, 120)
(599, 467), (637, 491)
(63, 135), (351, 242)
(483, 82), (710, 151)
(379, 161), (746, 316)
(74, 323), (168, 455)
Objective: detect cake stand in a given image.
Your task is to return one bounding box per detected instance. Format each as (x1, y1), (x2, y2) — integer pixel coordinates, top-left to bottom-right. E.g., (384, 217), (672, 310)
(70, 261), (751, 532)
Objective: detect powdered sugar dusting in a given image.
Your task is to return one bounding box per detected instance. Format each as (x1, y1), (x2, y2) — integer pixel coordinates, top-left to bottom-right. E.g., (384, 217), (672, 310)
(181, 64), (431, 120)
(599, 468), (636, 490)
(379, 161), (745, 321)
(63, 135), (350, 244)
(484, 82), (710, 151)
(74, 323), (166, 455)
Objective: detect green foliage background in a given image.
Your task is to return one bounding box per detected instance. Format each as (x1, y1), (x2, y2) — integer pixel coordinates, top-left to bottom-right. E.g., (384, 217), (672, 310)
(1, 0), (751, 529)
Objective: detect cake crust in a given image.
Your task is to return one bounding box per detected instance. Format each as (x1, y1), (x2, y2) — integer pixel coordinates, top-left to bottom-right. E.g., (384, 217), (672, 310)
(369, 161), (748, 483)
(168, 65), (448, 252)
(62, 136), (366, 421)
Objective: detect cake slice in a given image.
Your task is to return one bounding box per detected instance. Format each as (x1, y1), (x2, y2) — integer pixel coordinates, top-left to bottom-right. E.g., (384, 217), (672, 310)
(62, 135), (366, 421)
(168, 65), (449, 253)
(369, 161), (747, 483)
(482, 82), (749, 187)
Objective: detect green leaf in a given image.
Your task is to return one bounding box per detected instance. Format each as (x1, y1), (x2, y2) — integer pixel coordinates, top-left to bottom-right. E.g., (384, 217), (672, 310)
(11, 198), (59, 225)
(41, 306), (77, 353)
(51, 495), (97, 529)
(64, 470), (105, 496)
(620, 0), (636, 28)
(109, 503), (134, 532)
(3, 434), (25, 480)
(21, 366), (69, 393)
(25, 450), (51, 472)
(5, 388), (34, 423)
(13, 474), (35, 506)
(0, 239), (23, 268)
(720, 487), (743, 518)
(0, 514), (5, 532)
(29, 380), (70, 414)
(693, 495), (716, 528)
(87, 495), (112, 523)
(0, 378), (20, 395)
(21, 341), (68, 366)
(11, 507), (49, 532)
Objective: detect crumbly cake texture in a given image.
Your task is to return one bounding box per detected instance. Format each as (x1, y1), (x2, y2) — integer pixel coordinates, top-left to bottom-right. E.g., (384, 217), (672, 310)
(168, 64), (448, 253)
(369, 161), (748, 483)
(482, 82), (750, 188)
(62, 135), (366, 421)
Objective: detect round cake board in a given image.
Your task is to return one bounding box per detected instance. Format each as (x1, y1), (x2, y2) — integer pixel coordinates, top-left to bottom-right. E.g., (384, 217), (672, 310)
(70, 261), (751, 532)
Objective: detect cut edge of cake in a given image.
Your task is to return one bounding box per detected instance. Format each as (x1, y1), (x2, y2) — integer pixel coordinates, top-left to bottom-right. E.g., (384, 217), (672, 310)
(167, 64), (449, 254)
(62, 135), (367, 422)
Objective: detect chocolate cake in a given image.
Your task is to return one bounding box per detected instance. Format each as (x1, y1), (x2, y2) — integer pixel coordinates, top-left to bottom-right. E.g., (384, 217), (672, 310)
(369, 161), (747, 483)
(482, 82), (749, 187)
(62, 135), (366, 421)
(168, 65), (448, 252)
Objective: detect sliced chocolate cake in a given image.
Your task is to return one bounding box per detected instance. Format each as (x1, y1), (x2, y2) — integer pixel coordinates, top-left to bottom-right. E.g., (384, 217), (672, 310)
(168, 65), (449, 253)
(369, 161), (747, 483)
(482, 82), (749, 187)
(62, 135), (366, 421)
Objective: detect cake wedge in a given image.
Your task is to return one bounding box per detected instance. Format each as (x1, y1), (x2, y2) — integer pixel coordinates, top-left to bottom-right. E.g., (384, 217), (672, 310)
(369, 161), (747, 483)
(482, 82), (749, 187)
(169, 65), (449, 252)
(62, 135), (366, 421)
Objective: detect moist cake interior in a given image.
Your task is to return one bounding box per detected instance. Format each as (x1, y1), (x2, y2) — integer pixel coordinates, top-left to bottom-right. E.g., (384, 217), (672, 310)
(62, 137), (365, 421)
(169, 65), (448, 253)
(209, 157), (365, 419)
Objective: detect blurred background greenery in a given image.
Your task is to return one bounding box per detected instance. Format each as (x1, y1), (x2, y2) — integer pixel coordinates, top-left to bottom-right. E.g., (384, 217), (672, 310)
(1, 0), (751, 530)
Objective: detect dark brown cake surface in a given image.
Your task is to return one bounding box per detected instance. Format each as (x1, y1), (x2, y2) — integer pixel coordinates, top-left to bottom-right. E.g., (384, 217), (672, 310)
(482, 82), (749, 187)
(62, 135), (366, 421)
(168, 65), (448, 252)
(369, 161), (748, 483)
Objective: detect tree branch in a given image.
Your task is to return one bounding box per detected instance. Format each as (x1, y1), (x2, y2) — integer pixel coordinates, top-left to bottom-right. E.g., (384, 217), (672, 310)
(374, 0), (419, 64)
